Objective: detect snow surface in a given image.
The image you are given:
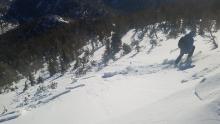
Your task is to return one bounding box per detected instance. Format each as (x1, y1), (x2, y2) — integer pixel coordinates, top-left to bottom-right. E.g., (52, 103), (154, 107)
(1, 30), (220, 124)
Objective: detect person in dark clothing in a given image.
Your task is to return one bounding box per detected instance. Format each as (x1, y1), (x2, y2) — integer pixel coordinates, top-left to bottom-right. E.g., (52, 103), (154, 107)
(175, 31), (196, 65)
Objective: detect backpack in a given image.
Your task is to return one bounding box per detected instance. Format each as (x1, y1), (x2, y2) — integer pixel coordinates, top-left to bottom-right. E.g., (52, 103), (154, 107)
(178, 36), (186, 48)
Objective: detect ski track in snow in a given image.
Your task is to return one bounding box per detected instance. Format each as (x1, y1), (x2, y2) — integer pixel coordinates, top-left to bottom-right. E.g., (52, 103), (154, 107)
(0, 111), (21, 123)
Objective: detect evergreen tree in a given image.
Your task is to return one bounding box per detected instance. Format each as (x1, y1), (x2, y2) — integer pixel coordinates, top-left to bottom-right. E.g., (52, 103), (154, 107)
(37, 76), (44, 84)
(48, 58), (59, 77)
(103, 38), (112, 64)
(122, 43), (132, 55)
(111, 32), (122, 54)
(60, 50), (70, 74)
(28, 73), (36, 86)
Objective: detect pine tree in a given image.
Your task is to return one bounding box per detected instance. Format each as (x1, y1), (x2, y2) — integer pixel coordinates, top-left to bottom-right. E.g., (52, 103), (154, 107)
(48, 58), (59, 77)
(60, 51), (70, 75)
(102, 38), (112, 64)
(122, 43), (132, 55)
(37, 76), (44, 84)
(28, 73), (36, 86)
(23, 81), (28, 92)
(111, 32), (122, 54)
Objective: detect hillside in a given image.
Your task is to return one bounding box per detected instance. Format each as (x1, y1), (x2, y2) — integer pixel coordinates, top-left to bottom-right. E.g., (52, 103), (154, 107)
(0, 0), (220, 89)
(0, 29), (220, 124)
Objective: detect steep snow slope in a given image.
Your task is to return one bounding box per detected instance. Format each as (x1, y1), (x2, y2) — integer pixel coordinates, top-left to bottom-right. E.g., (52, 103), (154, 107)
(1, 30), (220, 124)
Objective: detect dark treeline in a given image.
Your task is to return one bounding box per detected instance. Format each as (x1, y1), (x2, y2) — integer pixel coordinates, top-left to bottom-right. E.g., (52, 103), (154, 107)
(0, 0), (220, 91)
(0, 0), (10, 15)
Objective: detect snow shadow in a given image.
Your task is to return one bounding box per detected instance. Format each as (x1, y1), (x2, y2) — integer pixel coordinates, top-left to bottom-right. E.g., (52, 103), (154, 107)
(182, 65), (220, 83)
(65, 84), (85, 90)
(16, 84), (85, 110)
(0, 111), (21, 123)
(195, 73), (220, 100)
(38, 90), (71, 104)
(102, 59), (178, 78)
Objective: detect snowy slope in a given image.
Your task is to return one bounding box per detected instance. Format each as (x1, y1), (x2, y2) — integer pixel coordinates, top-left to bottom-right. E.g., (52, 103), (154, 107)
(1, 29), (220, 124)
